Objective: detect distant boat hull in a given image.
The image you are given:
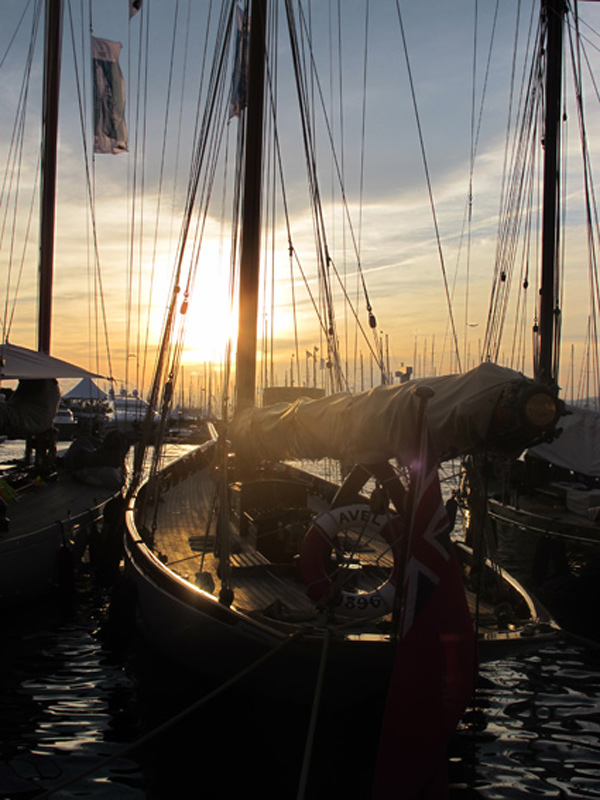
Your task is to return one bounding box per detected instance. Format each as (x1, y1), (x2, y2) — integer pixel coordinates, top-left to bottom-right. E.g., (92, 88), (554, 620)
(0, 465), (117, 609)
(106, 396), (159, 441)
(489, 496), (600, 639)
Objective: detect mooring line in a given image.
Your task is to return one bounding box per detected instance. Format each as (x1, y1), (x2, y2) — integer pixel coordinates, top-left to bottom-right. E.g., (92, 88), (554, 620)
(31, 627), (310, 799)
(296, 627), (331, 800)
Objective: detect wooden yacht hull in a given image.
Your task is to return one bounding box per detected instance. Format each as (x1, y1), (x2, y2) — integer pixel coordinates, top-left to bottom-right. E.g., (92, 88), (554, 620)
(123, 532), (396, 704)
(122, 447), (559, 705)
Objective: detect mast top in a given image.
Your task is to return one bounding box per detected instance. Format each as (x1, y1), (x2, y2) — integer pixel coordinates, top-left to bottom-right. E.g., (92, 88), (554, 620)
(537, 0), (566, 386)
(38, 0), (63, 355)
(235, 0), (267, 414)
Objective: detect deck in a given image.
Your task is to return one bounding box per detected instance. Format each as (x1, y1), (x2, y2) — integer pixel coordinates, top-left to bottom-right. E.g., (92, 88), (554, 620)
(1, 465), (115, 540)
(148, 466), (502, 630)
(151, 469), (319, 618)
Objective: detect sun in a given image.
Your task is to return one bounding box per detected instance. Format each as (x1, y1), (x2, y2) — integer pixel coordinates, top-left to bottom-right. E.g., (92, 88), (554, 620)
(180, 273), (238, 366)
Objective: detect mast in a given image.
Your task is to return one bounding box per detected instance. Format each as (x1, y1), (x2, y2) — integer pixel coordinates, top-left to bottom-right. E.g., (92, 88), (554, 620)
(38, 0), (63, 355)
(235, 0), (267, 412)
(538, 0), (566, 385)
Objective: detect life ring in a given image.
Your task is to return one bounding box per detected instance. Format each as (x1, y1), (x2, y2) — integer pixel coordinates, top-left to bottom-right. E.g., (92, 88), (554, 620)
(299, 503), (405, 617)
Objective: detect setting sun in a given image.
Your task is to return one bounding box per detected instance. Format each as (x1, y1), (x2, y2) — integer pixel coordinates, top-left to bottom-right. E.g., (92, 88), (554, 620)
(181, 281), (238, 366)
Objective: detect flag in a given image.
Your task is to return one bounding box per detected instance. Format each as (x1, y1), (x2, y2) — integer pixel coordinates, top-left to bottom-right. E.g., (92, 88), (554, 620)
(92, 37), (128, 155)
(129, 0), (142, 18)
(229, 6), (248, 119)
(372, 421), (477, 799)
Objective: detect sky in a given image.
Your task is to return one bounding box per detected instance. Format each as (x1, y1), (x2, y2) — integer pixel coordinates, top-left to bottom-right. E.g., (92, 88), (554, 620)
(2, 0), (600, 405)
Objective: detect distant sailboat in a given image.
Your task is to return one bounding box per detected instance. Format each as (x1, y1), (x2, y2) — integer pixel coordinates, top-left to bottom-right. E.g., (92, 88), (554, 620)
(467, 0), (600, 642)
(0, 0), (123, 608)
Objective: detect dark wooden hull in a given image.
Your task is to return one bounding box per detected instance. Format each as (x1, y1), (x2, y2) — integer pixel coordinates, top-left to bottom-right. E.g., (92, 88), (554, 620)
(122, 446), (560, 706)
(0, 467), (116, 608)
(489, 496), (600, 639)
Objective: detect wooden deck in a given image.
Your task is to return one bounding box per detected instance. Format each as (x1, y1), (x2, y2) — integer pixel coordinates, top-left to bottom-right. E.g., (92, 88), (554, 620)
(151, 469), (320, 618)
(145, 467), (501, 632)
(150, 468), (398, 623)
(2, 466), (115, 539)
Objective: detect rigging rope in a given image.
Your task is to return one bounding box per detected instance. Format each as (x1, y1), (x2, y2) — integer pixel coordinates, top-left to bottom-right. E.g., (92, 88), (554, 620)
(483, 2), (600, 394)
(283, 1), (342, 391)
(569, 4), (600, 399)
(1, 0), (43, 343)
(124, 1), (147, 396)
(131, 0), (237, 491)
(2, 0), (113, 380)
(483, 7), (542, 368)
(66, 0), (114, 379)
(0, 0), (35, 70)
(393, 0), (462, 374)
(291, 0), (384, 386)
(296, 628), (331, 800)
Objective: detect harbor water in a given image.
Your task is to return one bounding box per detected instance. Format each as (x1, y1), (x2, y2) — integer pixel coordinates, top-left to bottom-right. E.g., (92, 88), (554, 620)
(2, 569), (600, 798)
(1, 444), (600, 798)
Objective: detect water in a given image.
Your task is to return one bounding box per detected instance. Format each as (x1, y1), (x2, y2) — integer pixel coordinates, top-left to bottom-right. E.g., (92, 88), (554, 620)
(450, 644), (600, 799)
(2, 443), (600, 798)
(1, 576), (599, 799)
(1, 591), (145, 798)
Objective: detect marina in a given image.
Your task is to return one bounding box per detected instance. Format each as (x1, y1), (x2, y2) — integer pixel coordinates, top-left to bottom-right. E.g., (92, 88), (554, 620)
(2, 0), (600, 796)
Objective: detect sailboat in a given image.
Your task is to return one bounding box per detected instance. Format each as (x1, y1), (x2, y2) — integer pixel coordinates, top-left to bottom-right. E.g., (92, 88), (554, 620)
(0, 0), (124, 608)
(467, 0), (600, 641)
(115, 2), (570, 792)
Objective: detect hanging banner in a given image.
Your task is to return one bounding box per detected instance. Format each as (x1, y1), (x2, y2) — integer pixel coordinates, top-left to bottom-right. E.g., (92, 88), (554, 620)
(229, 6), (248, 119)
(92, 36), (128, 155)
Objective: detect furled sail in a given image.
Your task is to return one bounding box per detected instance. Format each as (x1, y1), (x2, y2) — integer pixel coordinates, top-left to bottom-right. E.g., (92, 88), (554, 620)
(230, 363), (560, 466)
(0, 379), (60, 438)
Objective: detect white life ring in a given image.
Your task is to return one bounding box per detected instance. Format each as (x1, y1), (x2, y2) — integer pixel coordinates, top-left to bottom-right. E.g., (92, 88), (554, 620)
(298, 503), (405, 618)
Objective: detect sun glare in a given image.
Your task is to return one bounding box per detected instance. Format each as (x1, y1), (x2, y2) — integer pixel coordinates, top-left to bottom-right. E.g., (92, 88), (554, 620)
(180, 282), (238, 366)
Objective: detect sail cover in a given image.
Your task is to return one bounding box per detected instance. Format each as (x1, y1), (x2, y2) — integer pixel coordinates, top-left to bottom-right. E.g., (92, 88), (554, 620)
(0, 343), (104, 380)
(0, 379), (60, 438)
(529, 405), (600, 478)
(230, 362), (536, 465)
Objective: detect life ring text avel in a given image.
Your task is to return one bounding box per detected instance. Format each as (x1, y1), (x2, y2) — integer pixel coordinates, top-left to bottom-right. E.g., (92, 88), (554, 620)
(299, 503), (405, 618)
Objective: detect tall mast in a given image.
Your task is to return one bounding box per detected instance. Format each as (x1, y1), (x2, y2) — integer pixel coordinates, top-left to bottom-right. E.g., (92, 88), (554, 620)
(235, 0), (267, 413)
(38, 0), (63, 355)
(538, 0), (565, 385)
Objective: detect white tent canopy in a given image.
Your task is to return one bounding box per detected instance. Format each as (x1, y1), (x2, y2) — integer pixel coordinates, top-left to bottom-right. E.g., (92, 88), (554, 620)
(0, 343), (104, 381)
(63, 376), (108, 400)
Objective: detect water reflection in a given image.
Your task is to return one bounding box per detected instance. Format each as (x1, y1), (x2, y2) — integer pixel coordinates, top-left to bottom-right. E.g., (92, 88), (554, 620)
(3, 596), (600, 799)
(1, 597), (145, 798)
(1, 440), (600, 797)
(450, 643), (600, 799)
